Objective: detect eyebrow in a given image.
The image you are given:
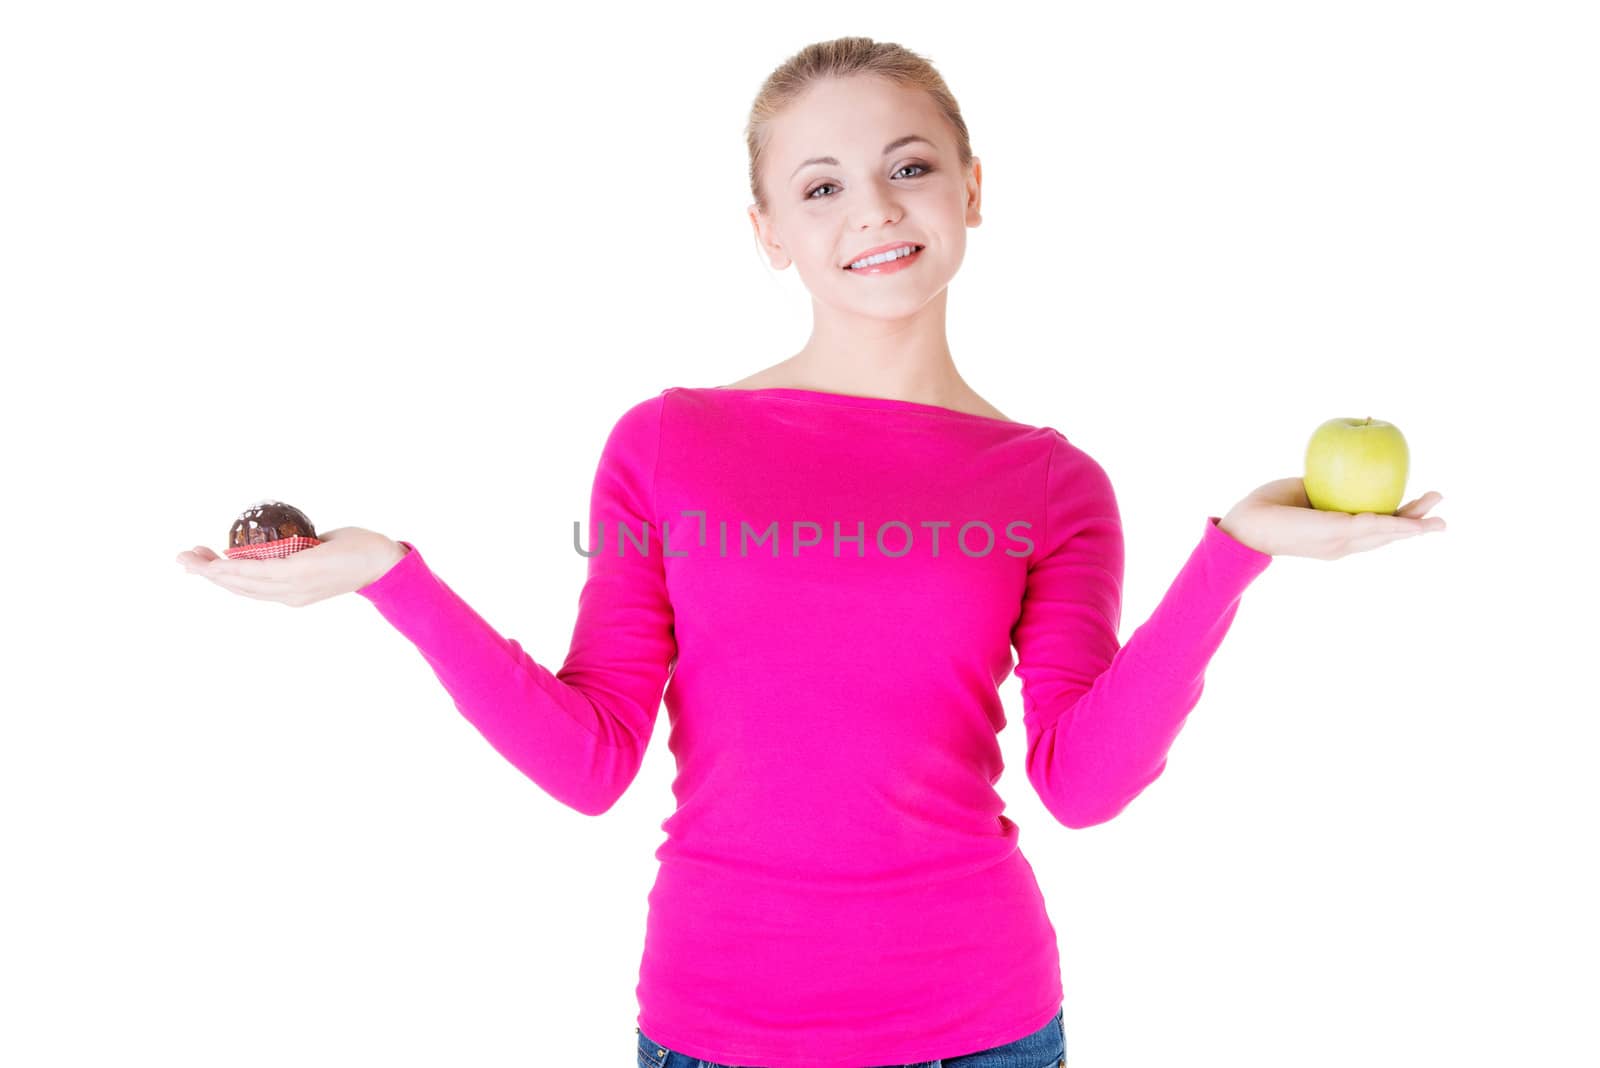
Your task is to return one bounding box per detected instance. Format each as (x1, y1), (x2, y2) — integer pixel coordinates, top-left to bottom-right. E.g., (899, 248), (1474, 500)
(789, 134), (937, 181)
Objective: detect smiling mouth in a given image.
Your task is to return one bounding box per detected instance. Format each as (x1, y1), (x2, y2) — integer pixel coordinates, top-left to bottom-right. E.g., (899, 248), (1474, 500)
(844, 245), (925, 270)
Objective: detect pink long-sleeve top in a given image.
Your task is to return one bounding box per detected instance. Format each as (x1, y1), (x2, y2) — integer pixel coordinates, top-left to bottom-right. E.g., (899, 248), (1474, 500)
(356, 385), (1273, 1067)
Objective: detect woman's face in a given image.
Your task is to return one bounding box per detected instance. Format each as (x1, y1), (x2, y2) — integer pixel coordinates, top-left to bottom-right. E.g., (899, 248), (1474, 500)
(749, 76), (982, 321)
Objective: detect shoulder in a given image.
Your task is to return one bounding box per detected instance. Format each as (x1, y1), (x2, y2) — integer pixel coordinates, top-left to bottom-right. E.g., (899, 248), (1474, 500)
(1043, 430), (1120, 525)
(1044, 429), (1110, 479)
(593, 390), (672, 470)
(609, 388), (672, 433)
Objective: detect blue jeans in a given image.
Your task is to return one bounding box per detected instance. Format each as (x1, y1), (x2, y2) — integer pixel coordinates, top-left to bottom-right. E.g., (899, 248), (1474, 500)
(635, 1006), (1066, 1067)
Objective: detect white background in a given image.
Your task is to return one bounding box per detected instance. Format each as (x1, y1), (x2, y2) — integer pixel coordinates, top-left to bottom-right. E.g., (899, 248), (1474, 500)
(4, 1), (1595, 1065)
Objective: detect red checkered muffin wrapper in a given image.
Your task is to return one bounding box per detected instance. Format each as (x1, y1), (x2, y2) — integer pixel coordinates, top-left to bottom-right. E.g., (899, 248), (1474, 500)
(224, 536), (322, 561)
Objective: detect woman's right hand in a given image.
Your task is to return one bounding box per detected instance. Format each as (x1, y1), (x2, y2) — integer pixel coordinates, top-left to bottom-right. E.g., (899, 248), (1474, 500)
(175, 527), (408, 607)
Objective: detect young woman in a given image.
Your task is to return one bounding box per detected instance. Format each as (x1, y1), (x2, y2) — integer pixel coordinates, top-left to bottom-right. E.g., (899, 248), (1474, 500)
(176, 36), (1445, 1068)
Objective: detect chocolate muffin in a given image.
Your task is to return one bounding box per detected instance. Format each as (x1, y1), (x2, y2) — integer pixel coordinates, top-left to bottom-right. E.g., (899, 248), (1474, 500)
(225, 500), (321, 559)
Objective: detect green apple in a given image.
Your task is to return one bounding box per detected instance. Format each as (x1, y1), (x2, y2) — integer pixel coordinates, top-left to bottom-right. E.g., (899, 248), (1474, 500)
(1303, 416), (1410, 515)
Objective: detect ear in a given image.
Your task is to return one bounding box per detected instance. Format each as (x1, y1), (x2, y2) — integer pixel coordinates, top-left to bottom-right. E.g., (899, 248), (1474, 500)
(965, 157), (983, 227)
(748, 204), (790, 269)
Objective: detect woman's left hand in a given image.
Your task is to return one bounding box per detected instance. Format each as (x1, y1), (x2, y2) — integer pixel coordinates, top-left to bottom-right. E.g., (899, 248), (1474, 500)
(1217, 478), (1446, 559)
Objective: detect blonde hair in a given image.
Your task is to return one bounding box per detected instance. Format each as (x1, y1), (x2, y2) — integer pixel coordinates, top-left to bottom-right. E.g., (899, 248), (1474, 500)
(745, 36), (974, 217)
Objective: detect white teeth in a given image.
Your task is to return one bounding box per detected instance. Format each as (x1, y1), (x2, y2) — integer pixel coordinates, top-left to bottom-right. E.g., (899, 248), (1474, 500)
(848, 245), (919, 269)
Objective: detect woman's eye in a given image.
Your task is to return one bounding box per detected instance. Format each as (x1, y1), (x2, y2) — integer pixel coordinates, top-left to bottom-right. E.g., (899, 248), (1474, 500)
(806, 163), (930, 200)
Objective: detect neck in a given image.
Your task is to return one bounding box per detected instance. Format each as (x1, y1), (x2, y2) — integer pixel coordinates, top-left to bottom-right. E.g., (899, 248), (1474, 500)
(786, 291), (970, 406)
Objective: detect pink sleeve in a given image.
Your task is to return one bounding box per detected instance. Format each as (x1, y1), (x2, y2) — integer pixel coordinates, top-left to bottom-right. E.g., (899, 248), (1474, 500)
(1011, 432), (1272, 829)
(354, 393), (677, 816)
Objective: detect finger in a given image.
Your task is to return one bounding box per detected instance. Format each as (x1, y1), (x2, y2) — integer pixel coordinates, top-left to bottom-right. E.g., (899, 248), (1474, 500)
(177, 546), (224, 569)
(1346, 527), (1420, 555)
(227, 552), (310, 579)
(1396, 495), (1447, 531)
(188, 559), (293, 592)
(1383, 516), (1446, 541)
(1340, 515), (1395, 553)
(1399, 491), (1443, 516)
(201, 570), (289, 600)
(1352, 513), (1427, 542)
